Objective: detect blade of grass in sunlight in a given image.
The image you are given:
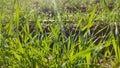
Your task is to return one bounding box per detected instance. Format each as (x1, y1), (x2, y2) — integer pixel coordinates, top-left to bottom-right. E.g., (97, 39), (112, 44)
(111, 34), (120, 62)
(82, 6), (97, 31)
(36, 18), (43, 33)
(14, 1), (20, 30)
(8, 18), (13, 36)
(0, 10), (4, 45)
(50, 24), (60, 40)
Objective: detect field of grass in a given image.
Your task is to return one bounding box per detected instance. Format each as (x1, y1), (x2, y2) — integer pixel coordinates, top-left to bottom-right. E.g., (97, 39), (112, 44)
(0, 0), (120, 68)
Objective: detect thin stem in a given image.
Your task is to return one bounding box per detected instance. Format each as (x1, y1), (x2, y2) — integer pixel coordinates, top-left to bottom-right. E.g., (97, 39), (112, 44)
(52, 0), (65, 33)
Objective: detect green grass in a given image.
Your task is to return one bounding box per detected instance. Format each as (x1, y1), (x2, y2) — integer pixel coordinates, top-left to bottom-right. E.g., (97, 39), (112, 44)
(0, 0), (120, 68)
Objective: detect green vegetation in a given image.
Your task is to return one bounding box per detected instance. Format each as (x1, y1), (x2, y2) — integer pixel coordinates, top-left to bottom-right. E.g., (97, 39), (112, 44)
(0, 0), (120, 68)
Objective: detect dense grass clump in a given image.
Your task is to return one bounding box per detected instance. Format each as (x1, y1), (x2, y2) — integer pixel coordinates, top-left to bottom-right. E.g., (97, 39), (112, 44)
(0, 0), (120, 68)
